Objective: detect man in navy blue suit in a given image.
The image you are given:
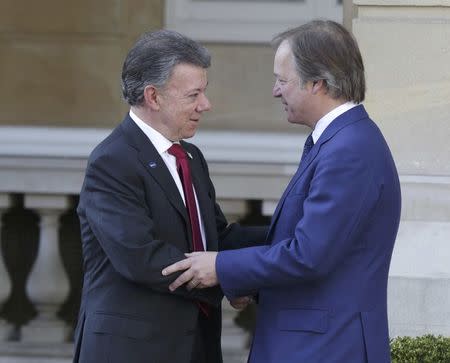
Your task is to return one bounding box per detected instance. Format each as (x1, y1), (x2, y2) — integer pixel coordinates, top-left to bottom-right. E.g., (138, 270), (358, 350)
(74, 30), (267, 363)
(164, 20), (401, 363)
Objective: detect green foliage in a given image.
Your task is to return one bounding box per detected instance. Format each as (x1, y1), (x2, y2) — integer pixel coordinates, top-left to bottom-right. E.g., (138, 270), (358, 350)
(390, 335), (450, 363)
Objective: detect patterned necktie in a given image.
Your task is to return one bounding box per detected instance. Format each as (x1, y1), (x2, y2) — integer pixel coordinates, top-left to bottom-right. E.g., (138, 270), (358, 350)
(168, 144), (209, 317)
(300, 133), (314, 165)
(167, 144), (204, 253)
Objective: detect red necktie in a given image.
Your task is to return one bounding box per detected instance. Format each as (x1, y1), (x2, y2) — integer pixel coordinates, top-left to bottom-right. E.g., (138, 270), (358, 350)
(168, 144), (205, 252)
(168, 144), (209, 316)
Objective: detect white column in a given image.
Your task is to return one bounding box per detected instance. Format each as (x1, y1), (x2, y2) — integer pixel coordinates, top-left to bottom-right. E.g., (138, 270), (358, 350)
(0, 194), (12, 341)
(21, 194), (70, 343)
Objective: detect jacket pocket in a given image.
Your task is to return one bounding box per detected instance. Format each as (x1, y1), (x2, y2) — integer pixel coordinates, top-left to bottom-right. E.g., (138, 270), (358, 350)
(87, 312), (157, 341)
(277, 308), (328, 333)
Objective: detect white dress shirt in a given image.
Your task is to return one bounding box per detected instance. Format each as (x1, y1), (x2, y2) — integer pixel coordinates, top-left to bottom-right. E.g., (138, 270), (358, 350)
(312, 102), (358, 143)
(129, 110), (207, 250)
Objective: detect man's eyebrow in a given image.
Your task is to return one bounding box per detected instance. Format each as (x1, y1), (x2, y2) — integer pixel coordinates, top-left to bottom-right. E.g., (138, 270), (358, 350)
(186, 81), (209, 94)
(186, 88), (201, 94)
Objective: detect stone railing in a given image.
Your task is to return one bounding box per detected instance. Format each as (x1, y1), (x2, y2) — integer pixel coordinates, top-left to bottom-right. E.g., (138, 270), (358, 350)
(0, 126), (448, 362)
(0, 126), (302, 363)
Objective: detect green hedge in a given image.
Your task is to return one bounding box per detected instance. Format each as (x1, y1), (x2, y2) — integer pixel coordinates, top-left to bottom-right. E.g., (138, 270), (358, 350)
(390, 335), (450, 363)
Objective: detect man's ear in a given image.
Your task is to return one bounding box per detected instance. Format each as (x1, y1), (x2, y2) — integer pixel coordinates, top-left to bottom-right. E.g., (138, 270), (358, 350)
(311, 80), (325, 95)
(143, 85), (161, 111)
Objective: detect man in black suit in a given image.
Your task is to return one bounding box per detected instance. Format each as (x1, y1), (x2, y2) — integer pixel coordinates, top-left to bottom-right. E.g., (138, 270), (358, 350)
(74, 30), (267, 363)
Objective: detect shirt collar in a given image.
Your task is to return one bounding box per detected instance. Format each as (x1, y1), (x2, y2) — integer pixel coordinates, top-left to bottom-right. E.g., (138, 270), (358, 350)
(129, 109), (174, 155)
(311, 102), (358, 143)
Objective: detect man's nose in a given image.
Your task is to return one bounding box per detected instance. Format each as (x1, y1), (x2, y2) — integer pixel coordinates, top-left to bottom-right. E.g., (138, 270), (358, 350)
(197, 93), (211, 112)
(273, 82), (281, 98)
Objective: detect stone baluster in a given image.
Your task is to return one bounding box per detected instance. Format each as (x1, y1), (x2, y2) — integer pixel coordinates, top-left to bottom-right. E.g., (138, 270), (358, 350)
(262, 200), (277, 218)
(221, 300), (250, 363)
(218, 199), (250, 363)
(219, 200), (248, 224)
(0, 194), (12, 341)
(21, 194), (70, 343)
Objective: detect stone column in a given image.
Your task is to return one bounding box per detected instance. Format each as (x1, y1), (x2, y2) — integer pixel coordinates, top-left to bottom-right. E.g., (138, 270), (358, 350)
(0, 194), (12, 340)
(21, 194), (70, 342)
(353, 0), (450, 336)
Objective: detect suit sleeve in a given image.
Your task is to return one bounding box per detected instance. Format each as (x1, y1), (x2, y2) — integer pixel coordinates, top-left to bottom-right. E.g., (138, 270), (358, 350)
(216, 150), (380, 299)
(193, 145), (269, 250)
(82, 153), (222, 306)
(219, 225), (269, 250)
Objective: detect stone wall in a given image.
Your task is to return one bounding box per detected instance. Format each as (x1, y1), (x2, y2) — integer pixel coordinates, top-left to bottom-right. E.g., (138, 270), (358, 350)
(0, 0), (163, 127)
(353, 0), (450, 336)
(0, 0), (300, 132)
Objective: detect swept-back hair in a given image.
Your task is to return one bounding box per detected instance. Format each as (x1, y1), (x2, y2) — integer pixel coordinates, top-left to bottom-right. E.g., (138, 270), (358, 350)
(272, 20), (365, 103)
(121, 29), (211, 106)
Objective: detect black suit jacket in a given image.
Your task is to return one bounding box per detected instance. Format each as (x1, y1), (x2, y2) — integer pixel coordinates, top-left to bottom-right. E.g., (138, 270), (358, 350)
(74, 115), (267, 363)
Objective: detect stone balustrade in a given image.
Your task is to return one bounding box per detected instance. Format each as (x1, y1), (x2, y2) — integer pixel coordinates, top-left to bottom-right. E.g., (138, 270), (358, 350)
(0, 126), (301, 362)
(0, 126), (448, 363)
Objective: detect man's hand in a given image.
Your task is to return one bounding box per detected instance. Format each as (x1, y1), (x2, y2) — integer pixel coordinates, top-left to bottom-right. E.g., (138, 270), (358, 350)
(162, 251), (218, 291)
(229, 296), (254, 310)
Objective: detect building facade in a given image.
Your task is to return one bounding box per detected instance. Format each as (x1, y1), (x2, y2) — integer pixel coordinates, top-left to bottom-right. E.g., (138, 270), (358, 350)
(0, 1), (449, 362)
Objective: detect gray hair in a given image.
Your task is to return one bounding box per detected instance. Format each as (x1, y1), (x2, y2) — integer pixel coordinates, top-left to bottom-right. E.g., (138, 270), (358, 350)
(272, 20), (365, 103)
(121, 30), (211, 106)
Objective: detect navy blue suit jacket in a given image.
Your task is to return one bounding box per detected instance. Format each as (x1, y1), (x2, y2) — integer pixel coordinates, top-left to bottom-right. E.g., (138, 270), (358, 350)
(217, 105), (401, 363)
(74, 115), (267, 363)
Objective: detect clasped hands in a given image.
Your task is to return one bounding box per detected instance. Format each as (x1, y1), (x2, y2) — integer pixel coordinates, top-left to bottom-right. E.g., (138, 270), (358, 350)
(162, 251), (254, 310)
(162, 251), (218, 291)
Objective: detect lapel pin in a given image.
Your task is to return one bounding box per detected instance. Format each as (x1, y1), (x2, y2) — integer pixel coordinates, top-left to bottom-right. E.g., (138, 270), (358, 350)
(186, 152), (193, 160)
(148, 161), (157, 168)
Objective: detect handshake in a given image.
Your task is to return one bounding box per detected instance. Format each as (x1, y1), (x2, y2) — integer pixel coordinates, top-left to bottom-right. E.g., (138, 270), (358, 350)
(162, 251), (254, 310)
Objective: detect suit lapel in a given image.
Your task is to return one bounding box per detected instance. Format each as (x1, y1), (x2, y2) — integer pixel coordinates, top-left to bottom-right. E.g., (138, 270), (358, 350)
(266, 143), (320, 240)
(267, 105), (369, 241)
(120, 116), (189, 224)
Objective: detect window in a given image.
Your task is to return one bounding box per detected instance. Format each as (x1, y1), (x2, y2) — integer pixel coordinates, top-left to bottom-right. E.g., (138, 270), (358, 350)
(165, 0), (343, 43)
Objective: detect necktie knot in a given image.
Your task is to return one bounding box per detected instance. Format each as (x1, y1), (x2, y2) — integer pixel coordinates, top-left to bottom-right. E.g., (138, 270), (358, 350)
(168, 143), (187, 159)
